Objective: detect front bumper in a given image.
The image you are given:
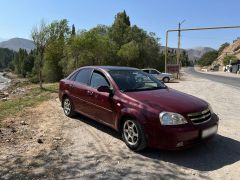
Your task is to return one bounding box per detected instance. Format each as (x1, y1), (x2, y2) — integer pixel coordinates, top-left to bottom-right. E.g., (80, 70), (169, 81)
(147, 113), (219, 150)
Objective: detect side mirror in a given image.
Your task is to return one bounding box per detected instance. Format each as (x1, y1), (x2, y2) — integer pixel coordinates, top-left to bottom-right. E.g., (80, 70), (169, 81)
(97, 86), (114, 96)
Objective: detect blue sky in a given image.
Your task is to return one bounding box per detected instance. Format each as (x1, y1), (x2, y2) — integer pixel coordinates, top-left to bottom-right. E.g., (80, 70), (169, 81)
(0, 0), (240, 49)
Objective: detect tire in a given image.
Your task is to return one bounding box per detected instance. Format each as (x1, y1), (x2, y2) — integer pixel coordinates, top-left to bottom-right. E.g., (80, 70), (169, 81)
(122, 119), (147, 151)
(163, 77), (170, 83)
(63, 97), (75, 117)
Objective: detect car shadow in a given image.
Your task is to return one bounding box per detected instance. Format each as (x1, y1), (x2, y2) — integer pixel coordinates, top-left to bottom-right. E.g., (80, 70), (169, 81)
(73, 113), (240, 172)
(166, 81), (180, 83)
(74, 113), (121, 140)
(139, 134), (240, 171)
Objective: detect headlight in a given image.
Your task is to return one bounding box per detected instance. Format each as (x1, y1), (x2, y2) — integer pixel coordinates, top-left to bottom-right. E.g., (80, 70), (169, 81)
(159, 112), (188, 125)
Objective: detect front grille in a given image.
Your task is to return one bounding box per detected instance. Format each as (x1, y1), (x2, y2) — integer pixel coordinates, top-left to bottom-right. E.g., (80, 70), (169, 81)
(188, 108), (211, 124)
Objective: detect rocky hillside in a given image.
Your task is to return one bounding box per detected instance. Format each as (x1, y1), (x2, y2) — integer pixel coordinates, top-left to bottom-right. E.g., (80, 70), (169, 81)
(186, 47), (215, 62)
(212, 39), (240, 68)
(0, 38), (35, 52)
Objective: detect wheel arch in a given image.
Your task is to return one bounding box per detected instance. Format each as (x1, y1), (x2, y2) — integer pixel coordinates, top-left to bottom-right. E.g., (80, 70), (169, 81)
(117, 109), (146, 132)
(61, 94), (68, 107)
(163, 76), (170, 80)
(118, 115), (135, 132)
(61, 93), (74, 109)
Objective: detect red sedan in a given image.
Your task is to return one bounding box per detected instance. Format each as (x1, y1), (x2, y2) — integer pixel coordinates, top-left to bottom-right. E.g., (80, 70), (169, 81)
(59, 66), (219, 151)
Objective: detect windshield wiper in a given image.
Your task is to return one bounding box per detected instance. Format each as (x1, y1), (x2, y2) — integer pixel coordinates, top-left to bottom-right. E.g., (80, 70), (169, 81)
(122, 89), (137, 92)
(122, 86), (165, 92)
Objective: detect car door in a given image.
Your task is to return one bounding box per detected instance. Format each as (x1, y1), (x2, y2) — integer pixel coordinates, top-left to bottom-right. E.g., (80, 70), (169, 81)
(86, 70), (115, 127)
(71, 68), (94, 116)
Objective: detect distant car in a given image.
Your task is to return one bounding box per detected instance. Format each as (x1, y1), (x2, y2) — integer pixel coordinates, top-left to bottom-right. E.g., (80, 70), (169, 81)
(59, 66), (219, 151)
(142, 68), (174, 83)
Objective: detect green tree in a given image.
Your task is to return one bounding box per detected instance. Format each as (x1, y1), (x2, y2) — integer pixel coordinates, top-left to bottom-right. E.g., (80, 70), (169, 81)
(109, 10), (131, 46)
(43, 19), (70, 82)
(13, 48), (28, 76)
(31, 20), (49, 88)
(180, 50), (191, 67)
(117, 41), (140, 66)
(62, 27), (117, 75)
(223, 55), (238, 65)
(30, 11), (164, 80)
(23, 50), (35, 77)
(197, 51), (218, 66)
(71, 24), (76, 36)
(127, 26), (161, 69)
(0, 48), (15, 70)
(218, 42), (230, 54)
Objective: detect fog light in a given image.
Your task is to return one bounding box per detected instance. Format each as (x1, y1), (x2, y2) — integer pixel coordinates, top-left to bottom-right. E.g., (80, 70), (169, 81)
(176, 142), (184, 147)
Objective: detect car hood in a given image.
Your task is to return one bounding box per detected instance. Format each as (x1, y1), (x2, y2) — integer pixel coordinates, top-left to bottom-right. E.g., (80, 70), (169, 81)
(125, 88), (208, 114)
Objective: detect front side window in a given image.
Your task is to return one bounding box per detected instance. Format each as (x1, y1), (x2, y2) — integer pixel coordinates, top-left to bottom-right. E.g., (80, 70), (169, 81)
(142, 70), (149, 73)
(109, 70), (166, 92)
(90, 71), (110, 89)
(75, 68), (92, 85)
(150, 70), (160, 74)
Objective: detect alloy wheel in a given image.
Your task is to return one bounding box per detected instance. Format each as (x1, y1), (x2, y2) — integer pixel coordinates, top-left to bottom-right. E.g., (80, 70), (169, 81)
(123, 120), (139, 146)
(63, 98), (71, 116)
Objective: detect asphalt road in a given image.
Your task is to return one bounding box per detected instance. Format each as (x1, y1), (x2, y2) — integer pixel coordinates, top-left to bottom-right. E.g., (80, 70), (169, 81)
(184, 67), (240, 89)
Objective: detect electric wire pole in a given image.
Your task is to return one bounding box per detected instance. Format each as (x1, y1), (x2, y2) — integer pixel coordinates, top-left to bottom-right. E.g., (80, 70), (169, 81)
(177, 20), (185, 79)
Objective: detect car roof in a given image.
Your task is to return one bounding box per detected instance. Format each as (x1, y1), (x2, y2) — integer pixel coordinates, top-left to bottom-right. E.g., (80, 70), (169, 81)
(82, 66), (139, 71)
(142, 68), (157, 70)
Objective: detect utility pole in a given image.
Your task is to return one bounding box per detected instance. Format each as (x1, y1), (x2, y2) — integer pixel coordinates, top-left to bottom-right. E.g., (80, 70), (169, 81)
(177, 20), (185, 79)
(165, 31), (168, 73)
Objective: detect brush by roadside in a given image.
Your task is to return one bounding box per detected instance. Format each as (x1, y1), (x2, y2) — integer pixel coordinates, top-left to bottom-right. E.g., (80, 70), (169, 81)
(0, 73), (58, 126)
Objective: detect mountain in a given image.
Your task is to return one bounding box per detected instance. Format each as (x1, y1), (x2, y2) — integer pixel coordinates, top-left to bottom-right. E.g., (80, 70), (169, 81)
(160, 46), (215, 62)
(186, 47), (215, 62)
(0, 38), (35, 52)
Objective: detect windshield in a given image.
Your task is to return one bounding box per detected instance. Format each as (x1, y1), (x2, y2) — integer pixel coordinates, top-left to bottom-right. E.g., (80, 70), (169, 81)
(109, 70), (166, 92)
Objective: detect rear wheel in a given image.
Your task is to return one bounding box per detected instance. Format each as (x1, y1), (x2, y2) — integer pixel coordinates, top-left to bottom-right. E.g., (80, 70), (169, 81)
(163, 77), (170, 83)
(122, 119), (147, 151)
(63, 97), (75, 117)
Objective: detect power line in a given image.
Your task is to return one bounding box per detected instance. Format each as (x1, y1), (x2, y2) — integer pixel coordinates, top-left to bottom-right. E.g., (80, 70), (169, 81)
(182, 35), (236, 41)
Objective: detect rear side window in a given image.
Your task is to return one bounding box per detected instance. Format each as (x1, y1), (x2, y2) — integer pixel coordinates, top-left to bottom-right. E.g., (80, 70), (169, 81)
(68, 71), (78, 81)
(75, 68), (92, 85)
(90, 71), (110, 88)
(142, 70), (149, 73)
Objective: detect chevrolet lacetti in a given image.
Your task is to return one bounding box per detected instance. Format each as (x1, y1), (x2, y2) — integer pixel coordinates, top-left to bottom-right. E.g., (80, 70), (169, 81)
(59, 66), (219, 151)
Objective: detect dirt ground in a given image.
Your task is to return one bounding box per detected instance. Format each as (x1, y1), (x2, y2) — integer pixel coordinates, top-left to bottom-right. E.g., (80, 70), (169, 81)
(0, 69), (240, 179)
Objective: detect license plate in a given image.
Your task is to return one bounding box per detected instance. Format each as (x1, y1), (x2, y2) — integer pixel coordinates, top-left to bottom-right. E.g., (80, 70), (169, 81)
(202, 125), (218, 138)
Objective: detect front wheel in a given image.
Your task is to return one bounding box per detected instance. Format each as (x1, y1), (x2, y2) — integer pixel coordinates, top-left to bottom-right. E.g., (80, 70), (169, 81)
(122, 119), (147, 151)
(63, 97), (75, 117)
(163, 77), (170, 83)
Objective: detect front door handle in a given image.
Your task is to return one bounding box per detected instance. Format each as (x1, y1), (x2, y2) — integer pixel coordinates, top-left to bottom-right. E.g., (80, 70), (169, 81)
(87, 90), (94, 96)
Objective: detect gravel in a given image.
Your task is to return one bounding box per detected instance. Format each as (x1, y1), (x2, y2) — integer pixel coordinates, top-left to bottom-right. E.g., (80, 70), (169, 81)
(0, 69), (239, 179)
